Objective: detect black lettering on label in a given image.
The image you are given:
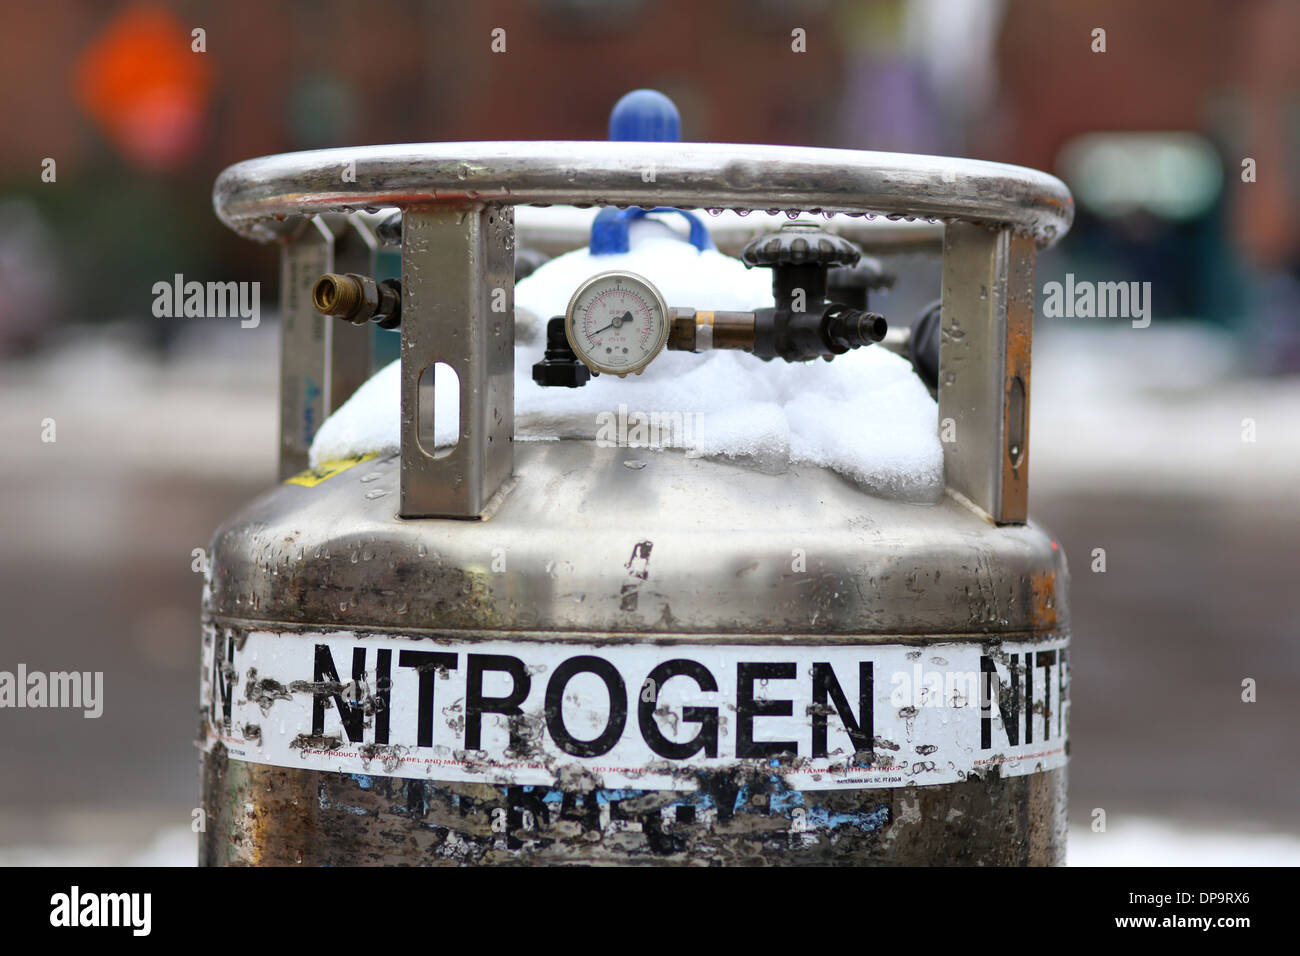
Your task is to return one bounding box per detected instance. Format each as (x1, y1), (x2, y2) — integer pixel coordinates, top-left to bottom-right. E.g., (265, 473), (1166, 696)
(545, 656), (627, 757)
(736, 662), (797, 758)
(638, 659), (719, 759)
(212, 631), (235, 731)
(1035, 650), (1056, 742)
(981, 653), (1022, 749)
(374, 649), (392, 744)
(397, 651), (458, 747)
(1024, 654), (1033, 744)
(312, 645), (367, 742)
(466, 654), (531, 752)
(1058, 649), (1068, 737)
(811, 661), (873, 762)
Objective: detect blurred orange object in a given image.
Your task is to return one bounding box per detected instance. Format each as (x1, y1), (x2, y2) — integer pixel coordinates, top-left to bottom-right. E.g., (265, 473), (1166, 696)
(75, 4), (211, 170)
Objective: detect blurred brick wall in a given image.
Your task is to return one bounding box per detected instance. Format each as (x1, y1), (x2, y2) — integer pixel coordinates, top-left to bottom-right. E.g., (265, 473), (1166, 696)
(0, 0), (842, 181)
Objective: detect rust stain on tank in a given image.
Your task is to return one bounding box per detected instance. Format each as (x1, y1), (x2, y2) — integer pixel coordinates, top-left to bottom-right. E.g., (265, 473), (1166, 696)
(1029, 571), (1057, 629)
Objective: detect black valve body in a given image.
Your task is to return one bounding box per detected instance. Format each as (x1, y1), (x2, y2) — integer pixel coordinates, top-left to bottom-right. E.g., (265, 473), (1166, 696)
(743, 223), (888, 362)
(532, 316), (592, 388)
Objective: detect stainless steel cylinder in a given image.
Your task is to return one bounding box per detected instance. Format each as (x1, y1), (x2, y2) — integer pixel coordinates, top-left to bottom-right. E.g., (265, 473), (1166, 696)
(202, 138), (1073, 866)
(199, 444), (1069, 866)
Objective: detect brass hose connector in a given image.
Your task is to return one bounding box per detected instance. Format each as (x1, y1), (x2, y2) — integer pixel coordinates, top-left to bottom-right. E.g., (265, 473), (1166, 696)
(311, 273), (402, 329)
(312, 273), (365, 318)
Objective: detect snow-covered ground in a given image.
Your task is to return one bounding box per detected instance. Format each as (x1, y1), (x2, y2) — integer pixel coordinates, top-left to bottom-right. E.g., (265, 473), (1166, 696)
(1068, 819), (1300, 867)
(0, 320), (278, 484)
(1033, 322), (1300, 502)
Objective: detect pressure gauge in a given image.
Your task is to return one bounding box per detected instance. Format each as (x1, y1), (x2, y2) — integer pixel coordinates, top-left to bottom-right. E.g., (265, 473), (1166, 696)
(565, 271), (670, 376)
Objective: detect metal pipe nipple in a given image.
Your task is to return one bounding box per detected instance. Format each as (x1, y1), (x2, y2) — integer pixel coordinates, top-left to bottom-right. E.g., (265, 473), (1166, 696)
(822, 305), (887, 354)
(312, 273), (365, 319)
(311, 273), (402, 328)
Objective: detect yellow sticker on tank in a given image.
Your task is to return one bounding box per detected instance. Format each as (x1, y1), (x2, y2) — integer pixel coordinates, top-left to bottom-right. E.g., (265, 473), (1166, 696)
(285, 454), (377, 487)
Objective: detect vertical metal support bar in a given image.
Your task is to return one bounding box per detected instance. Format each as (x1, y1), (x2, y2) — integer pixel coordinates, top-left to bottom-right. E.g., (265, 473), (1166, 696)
(277, 216), (376, 479)
(277, 216), (334, 480)
(399, 205), (515, 518)
(372, 243), (404, 374)
(330, 214), (378, 404)
(938, 222), (1036, 524)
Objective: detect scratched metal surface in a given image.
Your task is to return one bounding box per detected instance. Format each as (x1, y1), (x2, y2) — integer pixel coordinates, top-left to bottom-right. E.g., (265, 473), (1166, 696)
(204, 443), (1069, 637)
(200, 750), (1065, 866)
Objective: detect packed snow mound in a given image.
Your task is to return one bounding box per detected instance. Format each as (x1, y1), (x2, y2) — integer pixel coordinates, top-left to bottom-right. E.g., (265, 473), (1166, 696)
(309, 217), (943, 502)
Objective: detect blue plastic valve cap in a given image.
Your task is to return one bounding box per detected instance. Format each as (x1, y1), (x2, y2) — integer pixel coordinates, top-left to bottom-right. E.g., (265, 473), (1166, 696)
(592, 90), (705, 255)
(608, 89), (681, 142)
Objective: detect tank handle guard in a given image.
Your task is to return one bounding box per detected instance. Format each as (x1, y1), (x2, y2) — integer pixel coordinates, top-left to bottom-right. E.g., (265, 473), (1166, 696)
(213, 141), (1073, 524)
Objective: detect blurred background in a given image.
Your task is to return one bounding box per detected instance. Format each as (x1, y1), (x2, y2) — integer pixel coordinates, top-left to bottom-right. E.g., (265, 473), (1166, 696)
(0, 0), (1297, 865)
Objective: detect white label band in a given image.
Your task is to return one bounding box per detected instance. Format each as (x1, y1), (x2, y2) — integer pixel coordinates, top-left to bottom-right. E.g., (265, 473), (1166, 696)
(200, 626), (1068, 791)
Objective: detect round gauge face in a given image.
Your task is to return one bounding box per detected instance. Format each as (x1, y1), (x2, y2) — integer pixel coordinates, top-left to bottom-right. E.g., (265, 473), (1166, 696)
(564, 271), (669, 376)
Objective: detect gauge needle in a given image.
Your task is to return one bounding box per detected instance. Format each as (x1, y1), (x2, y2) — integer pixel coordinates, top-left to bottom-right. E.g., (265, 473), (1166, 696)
(588, 311), (633, 338)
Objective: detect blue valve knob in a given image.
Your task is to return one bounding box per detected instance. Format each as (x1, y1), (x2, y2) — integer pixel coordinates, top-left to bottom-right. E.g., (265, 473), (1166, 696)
(592, 89), (713, 255)
(609, 89), (681, 143)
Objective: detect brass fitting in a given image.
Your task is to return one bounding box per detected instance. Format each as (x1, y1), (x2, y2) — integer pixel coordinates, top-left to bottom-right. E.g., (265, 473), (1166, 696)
(312, 273), (364, 318)
(667, 308), (756, 352)
(311, 273), (402, 329)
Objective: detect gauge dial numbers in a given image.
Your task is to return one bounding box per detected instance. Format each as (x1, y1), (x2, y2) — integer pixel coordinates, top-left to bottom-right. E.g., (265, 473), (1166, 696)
(564, 271), (670, 376)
